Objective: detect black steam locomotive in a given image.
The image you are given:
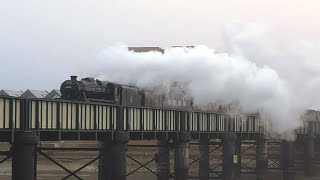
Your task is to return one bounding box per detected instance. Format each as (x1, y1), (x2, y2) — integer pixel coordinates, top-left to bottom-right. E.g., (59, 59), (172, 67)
(60, 76), (193, 109)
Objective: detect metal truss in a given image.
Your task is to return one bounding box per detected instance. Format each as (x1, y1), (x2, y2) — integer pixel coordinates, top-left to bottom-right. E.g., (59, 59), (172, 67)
(180, 142), (223, 179)
(0, 150), (11, 166)
(240, 141), (257, 174)
(126, 144), (173, 178)
(208, 143), (223, 178)
(268, 159), (281, 169)
(36, 147), (103, 180)
(267, 141), (281, 170)
(0, 151), (12, 180)
(268, 141), (280, 152)
(126, 155), (158, 177)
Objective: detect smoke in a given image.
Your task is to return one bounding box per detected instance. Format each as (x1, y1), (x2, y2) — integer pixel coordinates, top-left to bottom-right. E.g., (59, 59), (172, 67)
(224, 23), (320, 137)
(78, 23), (320, 138)
(82, 48), (282, 135)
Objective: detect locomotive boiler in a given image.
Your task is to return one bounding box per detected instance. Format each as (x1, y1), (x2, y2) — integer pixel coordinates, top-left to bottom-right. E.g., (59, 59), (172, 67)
(60, 76), (193, 110)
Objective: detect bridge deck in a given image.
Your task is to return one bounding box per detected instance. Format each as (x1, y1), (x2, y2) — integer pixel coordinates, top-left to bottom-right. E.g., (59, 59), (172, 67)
(0, 96), (318, 141)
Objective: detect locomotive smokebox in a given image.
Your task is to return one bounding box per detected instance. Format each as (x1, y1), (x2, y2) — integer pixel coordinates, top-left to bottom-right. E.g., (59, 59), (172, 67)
(71, 76), (77, 80)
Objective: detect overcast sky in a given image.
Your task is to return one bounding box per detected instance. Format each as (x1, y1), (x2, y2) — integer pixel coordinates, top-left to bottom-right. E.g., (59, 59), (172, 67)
(1, 0), (320, 90)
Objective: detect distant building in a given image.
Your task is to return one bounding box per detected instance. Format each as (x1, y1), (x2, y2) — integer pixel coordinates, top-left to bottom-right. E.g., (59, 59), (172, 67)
(0, 90), (24, 97)
(128, 47), (164, 53)
(45, 90), (61, 99)
(20, 90), (49, 99)
(128, 46), (194, 54)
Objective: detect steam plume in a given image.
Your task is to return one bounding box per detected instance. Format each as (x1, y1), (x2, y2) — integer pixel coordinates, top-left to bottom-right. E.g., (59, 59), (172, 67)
(84, 43), (302, 137)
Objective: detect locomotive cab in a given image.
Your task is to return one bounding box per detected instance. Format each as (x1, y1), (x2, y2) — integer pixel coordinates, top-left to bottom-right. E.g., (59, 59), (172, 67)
(105, 83), (121, 105)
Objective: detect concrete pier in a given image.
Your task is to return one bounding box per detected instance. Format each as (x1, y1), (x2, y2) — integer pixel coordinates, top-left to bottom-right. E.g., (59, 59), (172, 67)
(156, 140), (170, 180)
(111, 132), (130, 180)
(174, 132), (191, 180)
(304, 134), (315, 176)
(281, 141), (295, 180)
(256, 135), (268, 180)
(98, 140), (112, 180)
(199, 138), (210, 180)
(304, 121), (315, 176)
(222, 133), (237, 180)
(12, 131), (39, 180)
(235, 137), (241, 179)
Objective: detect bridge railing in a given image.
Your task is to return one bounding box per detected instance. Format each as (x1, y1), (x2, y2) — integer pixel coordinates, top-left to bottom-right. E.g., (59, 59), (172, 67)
(295, 121), (320, 135)
(0, 96), (22, 130)
(0, 96), (265, 133)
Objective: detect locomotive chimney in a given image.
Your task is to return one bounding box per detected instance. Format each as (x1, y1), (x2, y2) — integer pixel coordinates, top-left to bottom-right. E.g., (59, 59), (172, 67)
(71, 76), (77, 81)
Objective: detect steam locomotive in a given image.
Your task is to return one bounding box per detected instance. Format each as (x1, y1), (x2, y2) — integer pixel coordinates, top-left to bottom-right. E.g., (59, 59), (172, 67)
(60, 76), (193, 110)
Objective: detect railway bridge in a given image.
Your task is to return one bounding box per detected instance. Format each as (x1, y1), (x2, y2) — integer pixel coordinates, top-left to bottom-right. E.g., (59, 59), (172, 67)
(0, 96), (319, 180)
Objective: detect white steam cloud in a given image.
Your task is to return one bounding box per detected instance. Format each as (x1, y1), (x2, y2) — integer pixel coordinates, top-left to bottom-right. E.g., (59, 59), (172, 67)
(83, 44), (294, 136)
(79, 23), (320, 138)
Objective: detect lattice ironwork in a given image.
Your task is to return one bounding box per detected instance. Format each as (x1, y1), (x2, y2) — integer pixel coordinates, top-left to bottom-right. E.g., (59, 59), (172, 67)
(167, 141), (223, 179)
(126, 155), (159, 177)
(188, 142), (223, 179)
(126, 144), (174, 178)
(240, 141), (257, 174)
(209, 143), (223, 178)
(267, 141), (281, 170)
(268, 159), (281, 169)
(0, 151), (11, 165)
(36, 147), (102, 180)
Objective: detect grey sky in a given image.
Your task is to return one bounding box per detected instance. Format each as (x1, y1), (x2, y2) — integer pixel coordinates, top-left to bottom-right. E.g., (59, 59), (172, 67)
(0, 0), (319, 90)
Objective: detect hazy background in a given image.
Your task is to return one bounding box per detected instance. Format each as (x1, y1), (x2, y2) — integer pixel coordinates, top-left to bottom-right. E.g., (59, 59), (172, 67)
(2, 0), (320, 135)
(0, 0), (320, 90)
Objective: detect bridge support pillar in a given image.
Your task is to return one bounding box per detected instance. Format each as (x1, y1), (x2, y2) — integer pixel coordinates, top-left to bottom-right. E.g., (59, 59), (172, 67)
(98, 139), (112, 180)
(281, 140), (294, 180)
(111, 132), (130, 180)
(256, 134), (268, 180)
(156, 139), (170, 180)
(174, 132), (191, 180)
(199, 137), (210, 180)
(12, 131), (39, 180)
(304, 134), (315, 176)
(222, 133), (237, 180)
(235, 136), (241, 179)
